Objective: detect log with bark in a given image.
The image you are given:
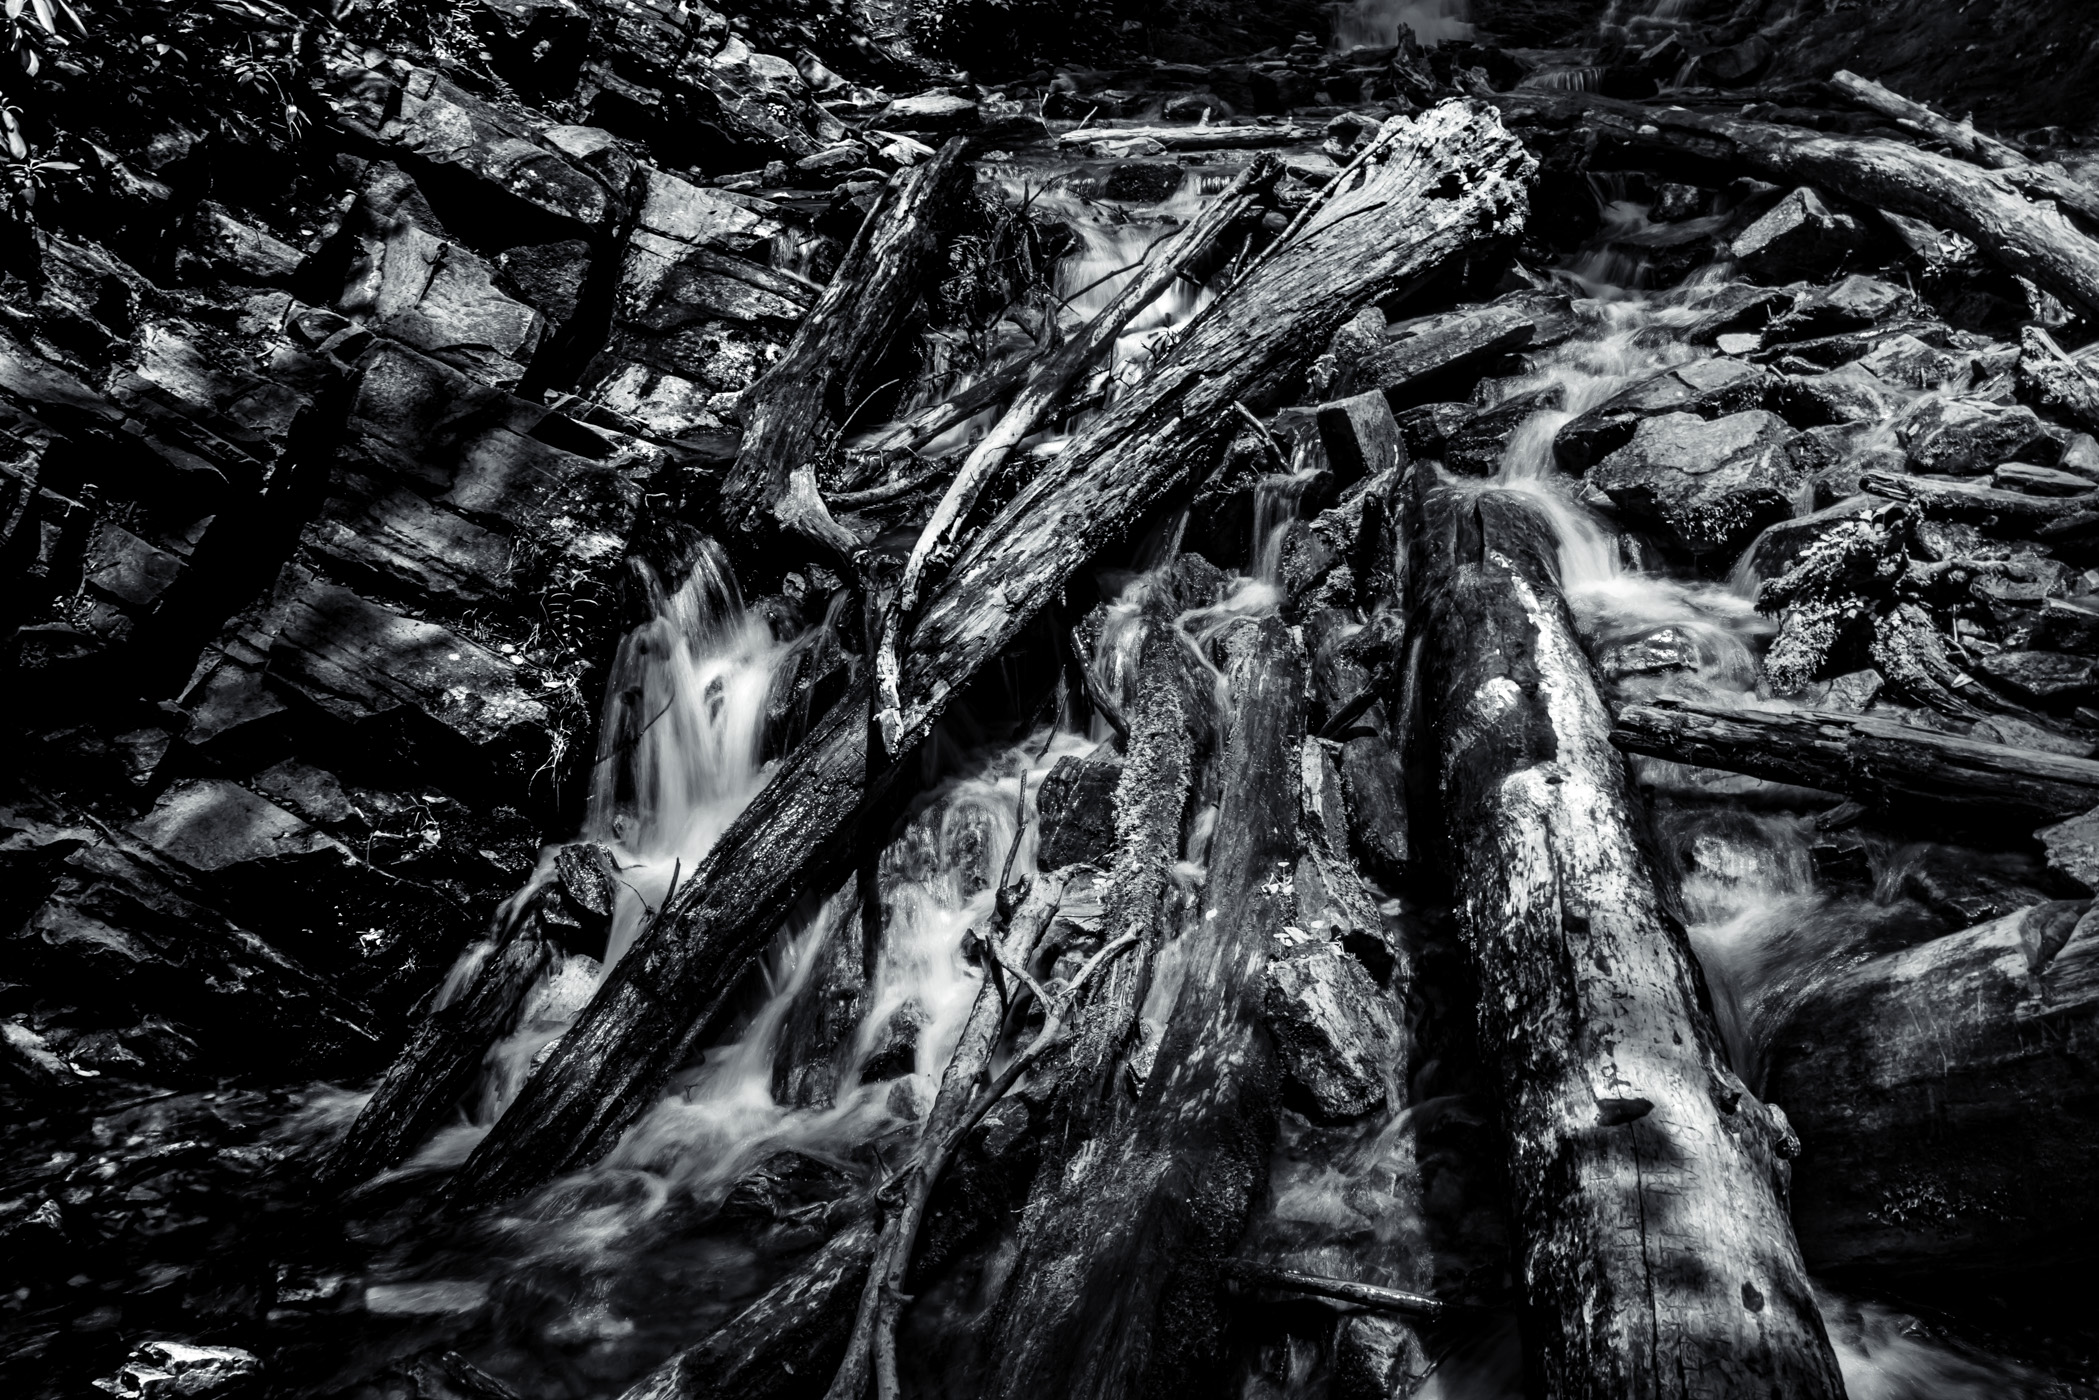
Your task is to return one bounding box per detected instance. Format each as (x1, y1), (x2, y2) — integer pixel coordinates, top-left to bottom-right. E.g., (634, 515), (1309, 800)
(1409, 478), (1844, 1399)
(979, 610), (1304, 1400)
(413, 102), (1535, 1208)
(1611, 696), (2099, 823)
(1827, 70), (2099, 229)
(1057, 123), (1313, 152)
(1759, 901), (2099, 1279)
(719, 138), (971, 560)
(1498, 91), (2099, 321)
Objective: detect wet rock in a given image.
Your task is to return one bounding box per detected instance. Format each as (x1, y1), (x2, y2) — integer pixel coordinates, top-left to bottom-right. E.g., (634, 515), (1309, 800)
(1590, 409), (1804, 555)
(1369, 300), (1537, 403)
(1394, 401), (1471, 460)
(881, 90), (979, 134)
(1316, 390), (1404, 485)
(1556, 357), (1772, 472)
(1307, 305), (1388, 400)
(128, 778), (349, 879)
(1731, 187), (1865, 283)
(1037, 750), (1122, 870)
(1768, 363), (1902, 429)
(1684, 282), (1794, 345)
(1899, 857), (2048, 929)
(185, 202), (304, 286)
(1975, 649), (2099, 705)
(494, 239), (595, 330)
(2035, 595), (2099, 655)
(1265, 938), (1399, 1124)
(721, 1149), (858, 1223)
(1699, 34), (1775, 87)
(1765, 275), (1910, 343)
(1898, 397), (2048, 475)
(2037, 806), (2099, 893)
(96, 1339), (261, 1398)
(1597, 626), (1699, 680)
(1856, 332), (1969, 390)
(1994, 462), (2097, 497)
(858, 999), (927, 1083)
(1443, 384), (1563, 475)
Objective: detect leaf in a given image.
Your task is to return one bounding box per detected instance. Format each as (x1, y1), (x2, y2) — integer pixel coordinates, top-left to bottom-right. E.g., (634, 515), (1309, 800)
(51, 0), (79, 35)
(26, 0), (51, 34)
(3, 0), (23, 23)
(17, 44), (32, 75)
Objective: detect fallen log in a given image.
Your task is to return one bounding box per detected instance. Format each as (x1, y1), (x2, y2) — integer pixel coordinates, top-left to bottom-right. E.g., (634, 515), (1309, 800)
(436, 101), (1534, 1207)
(982, 611), (1305, 1400)
(1222, 1263), (1443, 1319)
(1410, 480), (1843, 1399)
(876, 154), (1283, 748)
(1859, 470), (2089, 531)
(1827, 70), (2099, 229)
(1760, 902), (2099, 1279)
(322, 926), (554, 1185)
(1057, 123), (1312, 152)
(1500, 92), (2099, 322)
(720, 139), (971, 559)
(1611, 696), (2099, 823)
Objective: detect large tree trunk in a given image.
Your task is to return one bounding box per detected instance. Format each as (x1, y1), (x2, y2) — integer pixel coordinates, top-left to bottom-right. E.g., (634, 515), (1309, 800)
(982, 610), (1303, 1400)
(1408, 479), (1844, 1400)
(1499, 92), (2099, 321)
(1759, 902), (2099, 1280)
(1611, 696), (2099, 823)
(718, 139), (971, 557)
(428, 101), (1535, 1208)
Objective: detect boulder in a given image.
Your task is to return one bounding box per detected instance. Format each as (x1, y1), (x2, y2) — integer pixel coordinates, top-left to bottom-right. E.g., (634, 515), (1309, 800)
(1556, 356), (1772, 471)
(1764, 274), (1910, 342)
(128, 778), (348, 879)
(2035, 595), (2099, 655)
(98, 1340), (261, 1399)
(2037, 806), (2099, 893)
(1443, 384), (1563, 475)
(1856, 332), (1969, 390)
(1975, 649), (2099, 705)
(1036, 750), (1122, 870)
(1589, 409), (1804, 555)
(1898, 397), (2048, 475)
(690, 37), (845, 160)
(1264, 938), (1400, 1123)
(1767, 363), (1902, 429)
(881, 91), (980, 134)
(1730, 187), (1865, 283)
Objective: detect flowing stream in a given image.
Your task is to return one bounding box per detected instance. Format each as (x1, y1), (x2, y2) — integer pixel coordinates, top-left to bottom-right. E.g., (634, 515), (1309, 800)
(292, 170), (2093, 1400)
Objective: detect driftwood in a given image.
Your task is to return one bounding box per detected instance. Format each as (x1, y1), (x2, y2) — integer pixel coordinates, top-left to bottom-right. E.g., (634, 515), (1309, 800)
(1611, 696), (2099, 823)
(1409, 480), (1843, 1399)
(1827, 70), (2099, 229)
(719, 139), (970, 559)
(1057, 123), (1312, 152)
(1502, 92), (2099, 321)
(1761, 902), (2099, 1279)
(322, 927), (553, 1185)
(981, 611), (1304, 1400)
(424, 102), (1534, 1208)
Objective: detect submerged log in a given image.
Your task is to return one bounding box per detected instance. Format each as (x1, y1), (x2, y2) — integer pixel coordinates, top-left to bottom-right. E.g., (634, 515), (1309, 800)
(720, 139), (970, 558)
(1611, 696), (2099, 823)
(1410, 480), (1843, 1399)
(1761, 902), (2099, 1278)
(435, 102), (1535, 1208)
(982, 611), (1304, 1400)
(322, 927), (554, 1185)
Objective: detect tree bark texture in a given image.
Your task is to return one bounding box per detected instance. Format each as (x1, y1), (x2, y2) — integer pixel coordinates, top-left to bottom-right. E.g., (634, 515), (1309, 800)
(1761, 902), (2099, 1280)
(435, 101), (1535, 1208)
(719, 138), (971, 553)
(982, 611), (1302, 1400)
(1611, 696), (2099, 823)
(1409, 477), (1844, 1400)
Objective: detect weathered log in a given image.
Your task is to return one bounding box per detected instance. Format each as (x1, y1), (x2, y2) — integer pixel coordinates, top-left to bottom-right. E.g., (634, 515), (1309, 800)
(1761, 902), (2099, 1279)
(982, 611), (1304, 1400)
(1827, 69), (2099, 228)
(1057, 123), (1312, 152)
(439, 101), (1534, 1207)
(720, 139), (971, 558)
(897, 155), (1281, 616)
(1502, 92), (2099, 321)
(876, 153), (1283, 748)
(322, 927), (554, 1185)
(1611, 696), (2099, 823)
(1410, 480), (1843, 1399)
(1223, 1263), (1443, 1318)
